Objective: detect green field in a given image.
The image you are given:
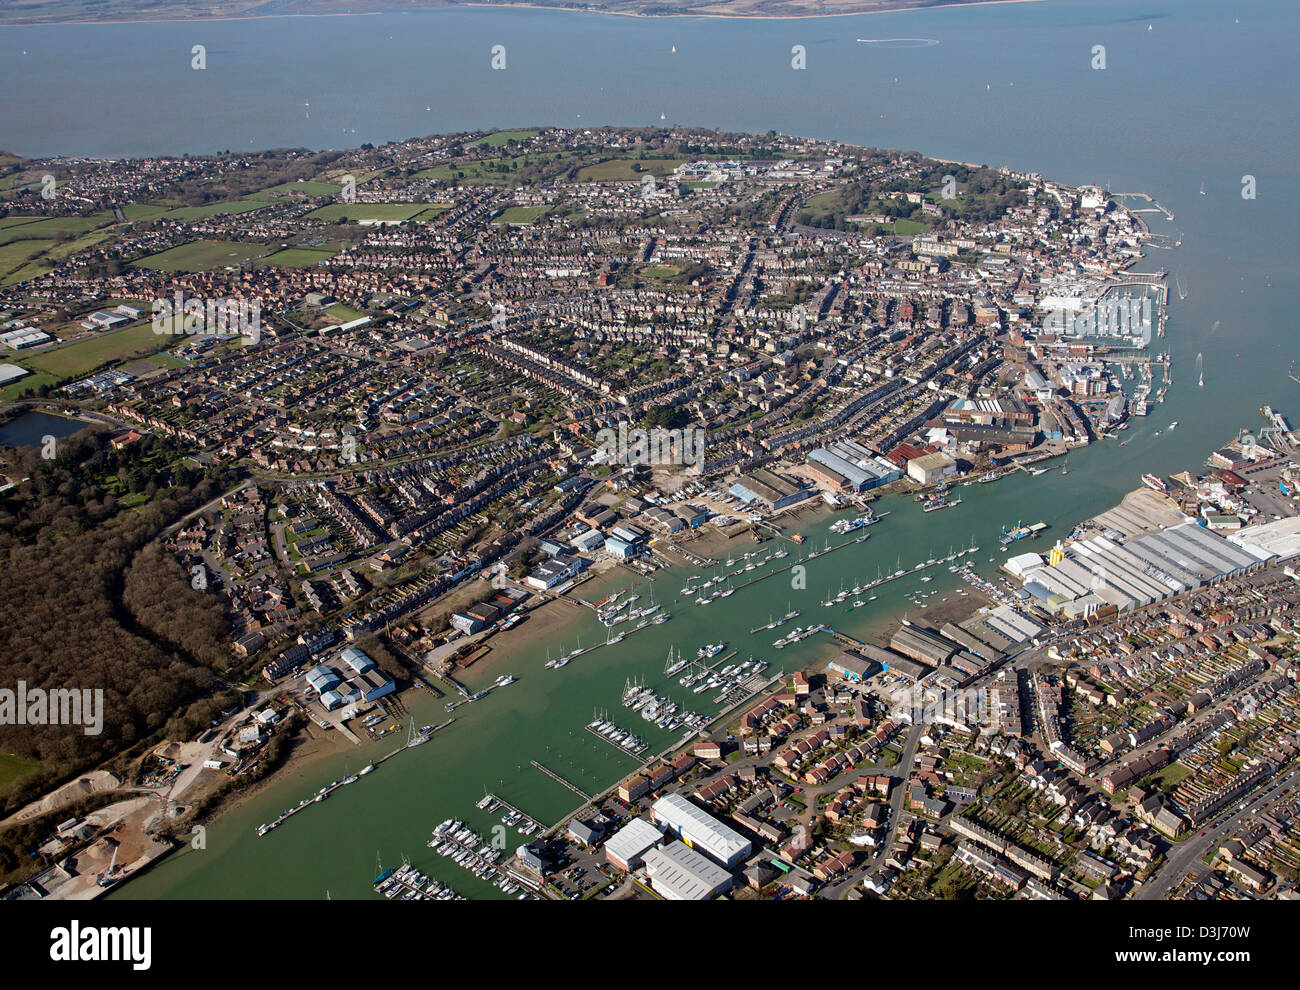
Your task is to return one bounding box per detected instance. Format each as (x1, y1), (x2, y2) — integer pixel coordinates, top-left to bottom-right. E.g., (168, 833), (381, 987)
(800, 191), (840, 222)
(0, 239), (52, 277)
(0, 370), (56, 401)
(132, 240), (269, 272)
(470, 129), (542, 148)
(889, 219), (932, 236)
(325, 303), (367, 323)
(119, 203), (173, 221)
(22, 321), (173, 380)
(306, 202), (429, 223)
(492, 206), (546, 225)
(0, 751), (42, 793)
(413, 204), (454, 220)
(161, 200), (271, 221)
(265, 246), (338, 267)
(575, 157), (691, 181)
(0, 215), (108, 245)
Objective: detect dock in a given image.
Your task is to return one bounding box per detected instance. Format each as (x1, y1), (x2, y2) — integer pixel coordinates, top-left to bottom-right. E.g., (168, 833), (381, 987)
(476, 792), (545, 832)
(584, 722), (648, 756)
(530, 760), (591, 801)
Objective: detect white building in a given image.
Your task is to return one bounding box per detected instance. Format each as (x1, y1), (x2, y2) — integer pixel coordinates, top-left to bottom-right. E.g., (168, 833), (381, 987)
(643, 841), (733, 900)
(650, 793), (751, 868)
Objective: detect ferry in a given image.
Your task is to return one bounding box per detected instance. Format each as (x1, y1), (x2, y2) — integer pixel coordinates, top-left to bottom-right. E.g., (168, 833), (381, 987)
(1141, 472), (1168, 492)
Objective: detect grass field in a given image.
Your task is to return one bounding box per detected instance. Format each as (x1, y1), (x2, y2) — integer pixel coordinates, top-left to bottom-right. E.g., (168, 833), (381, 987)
(265, 246), (338, 267)
(492, 206), (546, 225)
(0, 239), (51, 274)
(306, 202), (429, 223)
(799, 190), (840, 222)
(886, 218), (932, 236)
(119, 203), (173, 221)
(325, 303), (367, 323)
(413, 204), (454, 220)
(132, 239), (269, 272)
(575, 157), (691, 181)
(0, 370), (56, 401)
(22, 322), (172, 380)
(0, 215), (108, 245)
(470, 129), (542, 147)
(161, 200), (271, 221)
(0, 751), (42, 793)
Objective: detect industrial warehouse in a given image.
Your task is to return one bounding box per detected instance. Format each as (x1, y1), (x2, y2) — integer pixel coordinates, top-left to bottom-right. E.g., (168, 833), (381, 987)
(650, 793), (752, 869)
(1008, 521), (1267, 619)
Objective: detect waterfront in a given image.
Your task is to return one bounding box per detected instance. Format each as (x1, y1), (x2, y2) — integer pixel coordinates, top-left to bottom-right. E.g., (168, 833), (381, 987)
(59, 0), (1300, 898)
(117, 460), (1150, 901)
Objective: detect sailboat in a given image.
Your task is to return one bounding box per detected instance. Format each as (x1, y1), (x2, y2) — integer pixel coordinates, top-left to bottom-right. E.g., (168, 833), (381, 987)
(407, 717), (428, 748)
(665, 645), (689, 677)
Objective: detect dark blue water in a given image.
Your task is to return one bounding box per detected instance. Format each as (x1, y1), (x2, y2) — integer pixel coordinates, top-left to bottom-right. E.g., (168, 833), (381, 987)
(0, 410), (84, 447)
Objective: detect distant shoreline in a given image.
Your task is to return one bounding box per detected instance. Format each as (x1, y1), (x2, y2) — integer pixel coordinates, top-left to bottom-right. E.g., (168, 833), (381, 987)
(0, 0), (1044, 30)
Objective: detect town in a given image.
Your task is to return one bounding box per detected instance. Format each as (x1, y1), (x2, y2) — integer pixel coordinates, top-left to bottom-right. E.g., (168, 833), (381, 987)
(2, 126), (1297, 903)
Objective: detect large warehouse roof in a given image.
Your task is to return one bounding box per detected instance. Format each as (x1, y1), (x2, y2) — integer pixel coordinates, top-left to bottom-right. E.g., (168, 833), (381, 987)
(1018, 522), (1261, 614)
(643, 841), (732, 900)
(604, 818), (662, 866)
(651, 794), (750, 865)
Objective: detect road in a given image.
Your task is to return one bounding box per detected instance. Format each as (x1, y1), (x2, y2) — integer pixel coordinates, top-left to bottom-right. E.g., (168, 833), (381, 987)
(1136, 769), (1298, 899)
(819, 721), (924, 899)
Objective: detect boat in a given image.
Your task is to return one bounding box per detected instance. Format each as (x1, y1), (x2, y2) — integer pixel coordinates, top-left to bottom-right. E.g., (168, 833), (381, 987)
(1168, 421), (1179, 430)
(697, 643), (725, 659)
(664, 646), (689, 677)
(359, 764), (374, 775)
(1141, 472), (1168, 492)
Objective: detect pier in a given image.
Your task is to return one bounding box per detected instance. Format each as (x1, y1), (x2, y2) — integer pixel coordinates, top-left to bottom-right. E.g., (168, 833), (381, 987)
(476, 792), (545, 831)
(257, 718), (454, 838)
(530, 760), (592, 801)
(584, 722), (648, 756)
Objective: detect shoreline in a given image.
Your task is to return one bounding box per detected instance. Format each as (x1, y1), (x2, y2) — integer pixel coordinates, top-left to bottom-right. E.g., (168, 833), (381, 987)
(0, 0), (1045, 29)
